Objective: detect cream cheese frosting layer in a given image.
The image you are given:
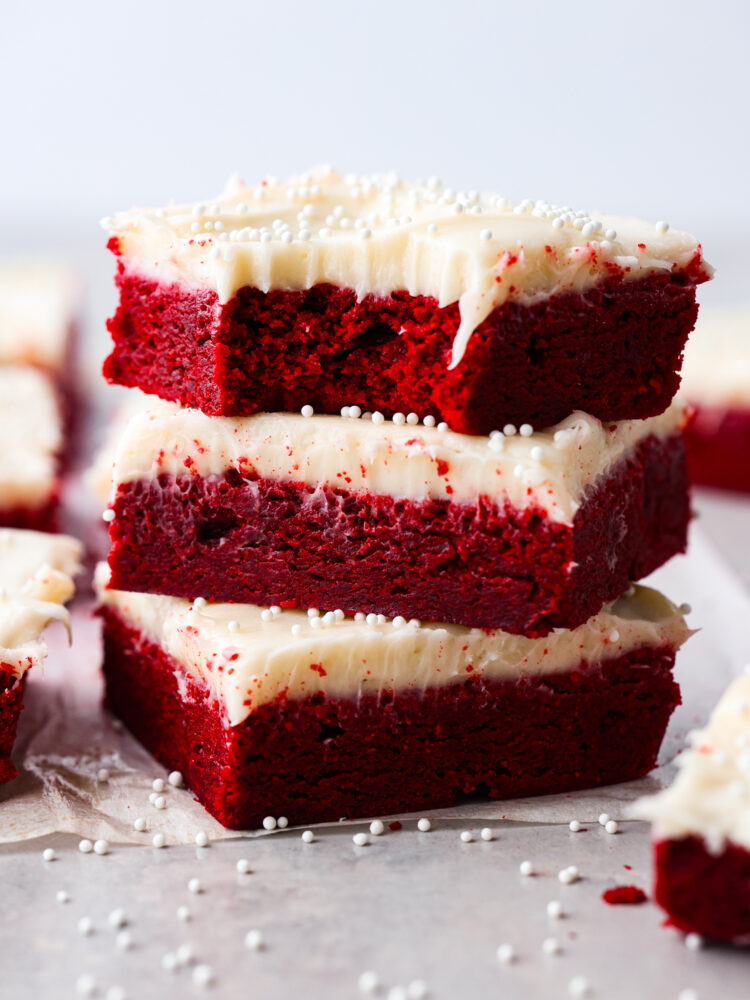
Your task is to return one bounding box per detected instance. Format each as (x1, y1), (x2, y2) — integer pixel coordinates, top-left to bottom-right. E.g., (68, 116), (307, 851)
(681, 307), (750, 409)
(0, 263), (79, 370)
(109, 399), (686, 525)
(96, 566), (689, 728)
(633, 672), (750, 852)
(0, 528), (82, 678)
(0, 366), (62, 509)
(104, 167), (709, 368)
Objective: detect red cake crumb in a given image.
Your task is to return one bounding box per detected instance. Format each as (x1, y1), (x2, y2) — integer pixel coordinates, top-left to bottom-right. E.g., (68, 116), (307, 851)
(389, 821), (402, 831)
(0, 674), (26, 785)
(100, 606), (681, 830)
(686, 405), (750, 494)
(653, 836), (750, 943)
(104, 264), (708, 434)
(602, 885), (648, 905)
(106, 432), (688, 635)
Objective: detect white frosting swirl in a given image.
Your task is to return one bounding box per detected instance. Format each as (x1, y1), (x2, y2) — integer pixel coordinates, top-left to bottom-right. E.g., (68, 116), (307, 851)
(109, 400), (686, 525)
(96, 566), (689, 728)
(633, 672), (750, 852)
(0, 529), (82, 679)
(0, 366), (62, 510)
(104, 167), (708, 368)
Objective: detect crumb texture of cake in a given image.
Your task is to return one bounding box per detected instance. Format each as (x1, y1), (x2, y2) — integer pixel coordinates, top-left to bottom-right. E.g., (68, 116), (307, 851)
(0, 366), (63, 531)
(0, 528), (82, 783)
(103, 168), (710, 431)
(105, 402), (689, 634)
(633, 672), (750, 943)
(97, 571), (687, 828)
(681, 308), (750, 493)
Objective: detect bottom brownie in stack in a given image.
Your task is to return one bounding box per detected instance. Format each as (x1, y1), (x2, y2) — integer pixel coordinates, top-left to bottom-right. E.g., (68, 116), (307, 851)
(96, 567), (689, 829)
(633, 671), (750, 944)
(0, 528), (82, 783)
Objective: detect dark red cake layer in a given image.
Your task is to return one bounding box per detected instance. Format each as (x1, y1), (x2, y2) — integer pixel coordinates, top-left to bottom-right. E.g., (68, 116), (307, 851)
(100, 607), (681, 830)
(0, 671), (25, 785)
(686, 404), (750, 494)
(107, 432), (689, 635)
(0, 495), (60, 534)
(654, 835), (750, 943)
(103, 250), (708, 433)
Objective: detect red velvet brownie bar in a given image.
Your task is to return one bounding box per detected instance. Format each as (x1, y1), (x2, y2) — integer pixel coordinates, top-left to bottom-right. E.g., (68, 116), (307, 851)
(0, 262), (81, 438)
(0, 366), (65, 531)
(0, 528), (81, 783)
(681, 308), (750, 493)
(102, 169), (710, 434)
(633, 672), (750, 944)
(96, 572), (688, 829)
(105, 400), (689, 635)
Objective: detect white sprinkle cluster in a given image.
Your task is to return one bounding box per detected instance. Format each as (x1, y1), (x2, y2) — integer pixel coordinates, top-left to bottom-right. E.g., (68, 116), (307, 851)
(558, 865), (580, 885)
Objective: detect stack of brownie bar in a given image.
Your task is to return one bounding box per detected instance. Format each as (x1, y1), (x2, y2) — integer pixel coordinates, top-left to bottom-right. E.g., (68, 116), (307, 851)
(0, 263), (79, 531)
(96, 168), (711, 829)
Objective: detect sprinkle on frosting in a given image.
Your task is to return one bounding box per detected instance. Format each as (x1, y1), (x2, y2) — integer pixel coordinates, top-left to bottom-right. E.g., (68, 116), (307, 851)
(105, 167), (708, 369)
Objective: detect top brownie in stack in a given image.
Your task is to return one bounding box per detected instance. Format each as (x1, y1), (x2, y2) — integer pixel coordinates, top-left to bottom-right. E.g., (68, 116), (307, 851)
(102, 168), (710, 434)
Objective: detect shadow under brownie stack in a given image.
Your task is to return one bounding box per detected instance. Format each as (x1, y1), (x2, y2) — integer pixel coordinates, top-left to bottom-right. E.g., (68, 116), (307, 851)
(96, 168), (711, 829)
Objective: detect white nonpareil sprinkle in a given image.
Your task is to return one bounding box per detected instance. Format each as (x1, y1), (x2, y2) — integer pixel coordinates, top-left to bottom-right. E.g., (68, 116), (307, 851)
(358, 970), (380, 994)
(132, 817), (146, 831)
(152, 833), (166, 849)
(195, 831), (209, 848)
(496, 943), (516, 964)
(78, 839), (93, 854)
(245, 929), (264, 951)
(228, 620), (240, 633)
(684, 933), (703, 951)
(154, 796), (167, 810)
(655, 220), (670, 234)
(263, 816), (277, 830)
(558, 866), (580, 884)
(260, 609), (273, 622)
(108, 908), (127, 929)
(192, 964), (214, 988)
(598, 813), (610, 826)
(236, 859), (251, 875)
(569, 820), (582, 833)
(609, 629), (620, 643)
(301, 404), (314, 417)
(76, 974), (97, 997)
(353, 832), (370, 847)
(406, 412), (419, 425)
(480, 828), (493, 841)
(460, 830), (473, 843)
(393, 412), (406, 425)
(162, 952), (178, 973)
(302, 830), (315, 843)
(542, 937), (562, 956)
(437, 422), (448, 433)
(177, 906), (190, 922)
(519, 424), (533, 437)
(77, 916), (94, 936)
(369, 820), (385, 836)
(503, 424), (517, 436)
(93, 840), (109, 855)
(188, 877), (203, 894)
(291, 624), (303, 636)
(42, 848), (56, 862)
(116, 930), (133, 951)
(605, 820), (619, 835)
(102, 509), (115, 523)
(97, 768), (110, 782)
(392, 616), (407, 629)
(568, 975), (591, 997)
(152, 778), (166, 792)
(519, 860), (536, 876)
(277, 816), (289, 829)
(417, 818), (432, 832)
(176, 944), (195, 965)
(193, 597), (207, 609)
(372, 411), (385, 425)
(480, 229), (493, 241)
(546, 900), (564, 919)
(56, 890), (70, 904)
